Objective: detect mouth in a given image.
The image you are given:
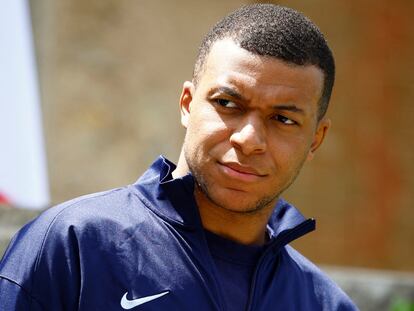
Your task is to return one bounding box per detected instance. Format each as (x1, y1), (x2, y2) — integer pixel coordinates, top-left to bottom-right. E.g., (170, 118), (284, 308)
(217, 162), (266, 182)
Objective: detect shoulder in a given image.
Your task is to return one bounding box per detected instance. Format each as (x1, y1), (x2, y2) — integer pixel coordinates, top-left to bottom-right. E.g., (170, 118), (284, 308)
(0, 184), (148, 288)
(6, 185), (139, 242)
(281, 245), (359, 311)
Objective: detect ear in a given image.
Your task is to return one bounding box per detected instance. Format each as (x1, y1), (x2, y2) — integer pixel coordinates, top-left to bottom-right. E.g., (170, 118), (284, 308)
(306, 117), (331, 161)
(179, 81), (195, 128)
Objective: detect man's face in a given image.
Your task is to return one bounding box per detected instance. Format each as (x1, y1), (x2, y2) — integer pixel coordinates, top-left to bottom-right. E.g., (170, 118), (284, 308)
(179, 39), (329, 214)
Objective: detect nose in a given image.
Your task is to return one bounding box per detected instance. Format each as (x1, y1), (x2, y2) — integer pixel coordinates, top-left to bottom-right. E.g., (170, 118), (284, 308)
(230, 116), (267, 155)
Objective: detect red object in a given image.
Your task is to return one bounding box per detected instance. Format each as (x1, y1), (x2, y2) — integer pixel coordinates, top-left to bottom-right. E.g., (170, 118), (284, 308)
(0, 192), (10, 204)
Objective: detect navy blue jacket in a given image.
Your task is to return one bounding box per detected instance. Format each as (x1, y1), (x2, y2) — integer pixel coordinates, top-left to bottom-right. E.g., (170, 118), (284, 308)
(0, 157), (358, 310)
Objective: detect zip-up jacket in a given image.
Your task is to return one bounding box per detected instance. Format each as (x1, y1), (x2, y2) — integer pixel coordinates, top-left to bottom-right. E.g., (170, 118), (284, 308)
(0, 156), (358, 310)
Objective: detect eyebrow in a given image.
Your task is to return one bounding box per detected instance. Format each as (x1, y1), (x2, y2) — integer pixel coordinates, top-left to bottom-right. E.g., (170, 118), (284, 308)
(213, 86), (246, 101)
(272, 104), (305, 115)
(213, 86), (306, 115)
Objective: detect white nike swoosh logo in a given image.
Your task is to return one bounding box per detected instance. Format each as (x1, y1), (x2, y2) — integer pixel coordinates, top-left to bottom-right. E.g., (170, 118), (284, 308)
(120, 291), (169, 309)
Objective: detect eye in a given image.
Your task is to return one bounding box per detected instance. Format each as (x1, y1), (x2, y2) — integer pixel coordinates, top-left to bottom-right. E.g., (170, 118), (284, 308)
(274, 115), (296, 125)
(216, 99), (238, 108)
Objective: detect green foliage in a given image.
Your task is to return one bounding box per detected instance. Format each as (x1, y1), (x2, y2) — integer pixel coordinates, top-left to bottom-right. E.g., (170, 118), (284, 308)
(390, 298), (414, 311)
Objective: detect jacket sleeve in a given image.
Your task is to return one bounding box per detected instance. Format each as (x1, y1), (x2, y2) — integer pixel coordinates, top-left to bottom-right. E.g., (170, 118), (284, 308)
(0, 277), (43, 310)
(0, 205), (81, 311)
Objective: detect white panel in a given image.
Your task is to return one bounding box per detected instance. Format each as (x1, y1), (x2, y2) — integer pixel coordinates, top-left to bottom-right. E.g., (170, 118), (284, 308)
(0, 0), (50, 209)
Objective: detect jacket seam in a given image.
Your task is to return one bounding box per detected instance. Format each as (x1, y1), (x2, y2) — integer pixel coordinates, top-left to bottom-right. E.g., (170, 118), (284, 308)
(0, 275), (44, 310)
(32, 188), (125, 295)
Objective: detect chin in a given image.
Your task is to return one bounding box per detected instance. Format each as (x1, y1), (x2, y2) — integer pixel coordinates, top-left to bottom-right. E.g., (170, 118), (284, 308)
(205, 186), (277, 215)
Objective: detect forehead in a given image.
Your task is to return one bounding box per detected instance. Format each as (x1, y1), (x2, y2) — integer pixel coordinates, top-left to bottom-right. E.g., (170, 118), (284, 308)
(198, 39), (324, 108)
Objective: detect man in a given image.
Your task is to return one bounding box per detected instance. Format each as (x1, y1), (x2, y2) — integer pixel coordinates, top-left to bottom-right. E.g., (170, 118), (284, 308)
(0, 4), (358, 310)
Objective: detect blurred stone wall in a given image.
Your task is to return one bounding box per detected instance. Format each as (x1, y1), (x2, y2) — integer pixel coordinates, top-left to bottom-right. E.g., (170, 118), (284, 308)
(1, 0), (413, 279)
(30, 0), (246, 202)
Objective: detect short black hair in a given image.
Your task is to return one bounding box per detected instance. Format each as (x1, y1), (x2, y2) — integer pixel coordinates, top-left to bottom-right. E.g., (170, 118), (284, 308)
(193, 4), (335, 120)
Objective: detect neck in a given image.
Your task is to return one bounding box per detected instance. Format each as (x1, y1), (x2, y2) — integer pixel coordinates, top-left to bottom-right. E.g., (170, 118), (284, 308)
(172, 149), (189, 179)
(194, 186), (275, 246)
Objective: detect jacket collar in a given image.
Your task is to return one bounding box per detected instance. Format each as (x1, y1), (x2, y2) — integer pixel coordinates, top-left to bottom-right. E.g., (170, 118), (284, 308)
(133, 156), (315, 244)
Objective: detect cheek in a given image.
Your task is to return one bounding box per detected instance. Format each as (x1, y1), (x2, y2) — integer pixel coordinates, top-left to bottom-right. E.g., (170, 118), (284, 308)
(184, 119), (230, 177)
(267, 134), (311, 167)
(187, 108), (229, 147)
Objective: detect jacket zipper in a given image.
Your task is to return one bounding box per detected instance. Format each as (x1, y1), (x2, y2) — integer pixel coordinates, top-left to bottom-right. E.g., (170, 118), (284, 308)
(245, 219), (316, 311)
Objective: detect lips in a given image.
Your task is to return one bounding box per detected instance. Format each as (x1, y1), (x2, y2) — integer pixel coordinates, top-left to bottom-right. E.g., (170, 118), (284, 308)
(218, 161), (266, 182)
